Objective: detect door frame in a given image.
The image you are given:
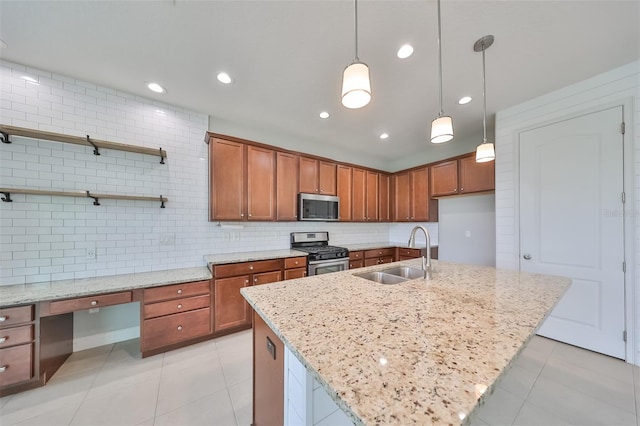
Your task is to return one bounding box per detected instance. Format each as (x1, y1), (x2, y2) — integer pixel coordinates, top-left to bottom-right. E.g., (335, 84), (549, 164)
(511, 98), (635, 364)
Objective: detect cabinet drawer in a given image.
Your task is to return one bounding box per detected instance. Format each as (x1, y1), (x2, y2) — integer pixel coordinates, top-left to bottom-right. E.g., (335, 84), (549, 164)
(284, 257), (306, 269)
(364, 248), (394, 258)
(397, 248), (424, 258)
(348, 251), (363, 260)
(143, 308), (212, 351)
(0, 343), (33, 387)
(0, 325), (34, 349)
(214, 259), (282, 278)
(349, 260), (364, 269)
(284, 268), (306, 280)
(49, 292), (132, 315)
(0, 305), (34, 328)
(378, 255), (394, 265)
(144, 295), (211, 320)
(144, 281), (210, 304)
(253, 271), (282, 285)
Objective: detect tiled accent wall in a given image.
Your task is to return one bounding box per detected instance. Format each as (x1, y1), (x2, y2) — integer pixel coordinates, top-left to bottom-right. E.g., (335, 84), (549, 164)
(494, 61), (639, 364)
(0, 60), (438, 286)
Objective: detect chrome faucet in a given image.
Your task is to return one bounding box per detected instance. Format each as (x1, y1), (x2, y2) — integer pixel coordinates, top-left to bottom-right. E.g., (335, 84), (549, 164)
(407, 225), (432, 280)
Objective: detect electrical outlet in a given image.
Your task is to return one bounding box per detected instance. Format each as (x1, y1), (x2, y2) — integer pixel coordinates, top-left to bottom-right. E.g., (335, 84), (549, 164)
(465, 230), (471, 238)
(86, 248), (96, 259)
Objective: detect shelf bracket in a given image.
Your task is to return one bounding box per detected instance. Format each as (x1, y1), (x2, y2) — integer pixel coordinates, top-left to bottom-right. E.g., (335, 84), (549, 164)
(159, 148), (165, 164)
(87, 135), (100, 156)
(160, 196), (166, 208)
(0, 192), (12, 202)
(0, 132), (10, 144)
(86, 191), (100, 206)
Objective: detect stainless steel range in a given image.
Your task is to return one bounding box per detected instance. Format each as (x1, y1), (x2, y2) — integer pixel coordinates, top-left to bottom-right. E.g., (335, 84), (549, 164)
(290, 232), (349, 276)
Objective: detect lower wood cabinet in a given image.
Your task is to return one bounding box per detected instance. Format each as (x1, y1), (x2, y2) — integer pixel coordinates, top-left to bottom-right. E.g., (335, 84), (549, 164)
(364, 247), (395, 266)
(141, 280), (212, 356)
(283, 256), (307, 280)
(0, 304), (40, 396)
(253, 311), (284, 426)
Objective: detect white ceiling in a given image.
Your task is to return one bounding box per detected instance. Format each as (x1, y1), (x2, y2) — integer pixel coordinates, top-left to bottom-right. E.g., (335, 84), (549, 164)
(1, 0), (638, 168)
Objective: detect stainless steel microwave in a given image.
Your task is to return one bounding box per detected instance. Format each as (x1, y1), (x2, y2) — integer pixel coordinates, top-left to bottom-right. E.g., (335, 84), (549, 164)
(298, 193), (340, 221)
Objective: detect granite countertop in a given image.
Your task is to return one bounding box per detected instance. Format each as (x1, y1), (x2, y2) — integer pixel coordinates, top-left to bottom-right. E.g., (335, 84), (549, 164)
(342, 241), (438, 251)
(204, 249), (307, 268)
(241, 259), (570, 425)
(0, 267), (212, 307)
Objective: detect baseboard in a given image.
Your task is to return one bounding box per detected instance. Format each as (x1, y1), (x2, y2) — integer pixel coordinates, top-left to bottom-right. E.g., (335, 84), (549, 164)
(73, 326), (140, 352)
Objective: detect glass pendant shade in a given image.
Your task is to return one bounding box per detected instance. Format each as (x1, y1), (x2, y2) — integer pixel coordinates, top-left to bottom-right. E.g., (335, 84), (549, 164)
(475, 142), (495, 162)
(341, 62), (371, 109)
(430, 115), (454, 143)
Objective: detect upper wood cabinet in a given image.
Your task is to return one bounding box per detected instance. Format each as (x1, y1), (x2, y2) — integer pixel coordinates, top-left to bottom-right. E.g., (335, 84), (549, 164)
(276, 152), (299, 221)
(299, 157), (336, 195)
(352, 169), (380, 222)
(392, 166), (430, 221)
(431, 153), (495, 198)
(210, 138), (245, 221)
(366, 171), (379, 222)
(336, 165), (352, 221)
(209, 137), (275, 221)
(378, 174), (390, 222)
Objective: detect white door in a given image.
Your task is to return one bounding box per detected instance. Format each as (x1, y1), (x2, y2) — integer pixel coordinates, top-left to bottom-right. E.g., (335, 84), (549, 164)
(519, 105), (625, 359)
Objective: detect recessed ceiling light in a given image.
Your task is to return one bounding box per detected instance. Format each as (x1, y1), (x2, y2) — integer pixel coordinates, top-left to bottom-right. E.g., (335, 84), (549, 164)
(379, 133), (389, 140)
(217, 72), (233, 84)
(397, 44), (414, 59)
(458, 96), (472, 105)
(21, 76), (39, 85)
(147, 82), (166, 93)
(319, 111), (330, 119)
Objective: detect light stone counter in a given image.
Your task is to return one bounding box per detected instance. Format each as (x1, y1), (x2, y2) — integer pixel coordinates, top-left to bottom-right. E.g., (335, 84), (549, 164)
(204, 249), (307, 269)
(0, 267), (211, 307)
(342, 241), (438, 251)
(241, 259), (570, 425)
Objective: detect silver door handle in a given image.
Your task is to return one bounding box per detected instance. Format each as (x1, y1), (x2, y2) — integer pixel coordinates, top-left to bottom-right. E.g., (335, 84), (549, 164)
(523, 254), (532, 260)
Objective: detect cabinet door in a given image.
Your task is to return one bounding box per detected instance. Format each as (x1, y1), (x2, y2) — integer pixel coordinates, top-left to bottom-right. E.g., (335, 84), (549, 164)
(411, 167), (429, 221)
(247, 146), (276, 221)
(284, 268), (306, 280)
(349, 259), (364, 269)
(352, 168), (367, 221)
(253, 312), (284, 426)
(430, 160), (458, 197)
(336, 165), (352, 221)
(393, 172), (411, 221)
(378, 174), (390, 222)
(276, 152), (299, 221)
(210, 138), (245, 221)
(299, 157), (318, 193)
(214, 276), (252, 333)
(253, 271), (282, 286)
(318, 161), (337, 195)
(366, 171), (378, 221)
(459, 154), (495, 194)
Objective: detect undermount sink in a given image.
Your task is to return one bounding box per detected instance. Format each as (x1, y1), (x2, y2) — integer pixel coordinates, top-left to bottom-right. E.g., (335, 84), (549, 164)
(354, 271), (409, 285)
(380, 266), (425, 280)
(354, 266), (426, 284)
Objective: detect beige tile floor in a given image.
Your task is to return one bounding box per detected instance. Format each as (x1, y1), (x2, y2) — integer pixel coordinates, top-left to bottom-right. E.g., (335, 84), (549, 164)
(0, 332), (638, 426)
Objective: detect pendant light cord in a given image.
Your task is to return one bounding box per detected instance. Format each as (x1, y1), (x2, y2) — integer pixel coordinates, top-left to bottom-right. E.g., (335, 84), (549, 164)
(354, 0), (359, 61)
(437, 0), (444, 117)
(482, 43), (487, 143)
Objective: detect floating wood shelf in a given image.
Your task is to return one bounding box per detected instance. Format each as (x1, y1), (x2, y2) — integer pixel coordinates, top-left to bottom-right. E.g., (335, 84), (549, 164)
(0, 125), (167, 164)
(0, 188), (167, 208)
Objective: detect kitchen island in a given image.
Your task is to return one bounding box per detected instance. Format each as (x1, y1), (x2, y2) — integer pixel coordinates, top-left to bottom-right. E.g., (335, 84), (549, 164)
(241, 258), (570, 425)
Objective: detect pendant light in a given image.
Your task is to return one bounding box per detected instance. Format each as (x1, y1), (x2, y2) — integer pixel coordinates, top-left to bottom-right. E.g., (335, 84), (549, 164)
(430, 0), (453, 144)
(341, 0), (371, 109)
(474, 35), (496, 162)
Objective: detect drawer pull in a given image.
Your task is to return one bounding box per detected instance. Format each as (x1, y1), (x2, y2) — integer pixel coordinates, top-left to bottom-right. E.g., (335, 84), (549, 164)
(245, 280), (249, 284)
(249, 266), (253, 270)
(177, 304), (182, 309)
(90, 301), (98, 306)
(177, 325), (183, 331)
(0, 316), (6, 322)
(0, 366), (6, 373)
(254, 278), (258, 283)
(177, 289), (182, 294)
(294, 261), (298, 265)
(0, 337), (6, 343)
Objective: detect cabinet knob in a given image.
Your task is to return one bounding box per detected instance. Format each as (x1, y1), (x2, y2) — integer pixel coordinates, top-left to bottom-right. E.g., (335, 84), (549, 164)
(177, 325), (183, 331)
(177, 289), (182, 294)
(0, 337), (6, 344)
(177, 304), (182, 309)
(240, 213), (244, 217)
(254, 278), (258, 283)
(0, 366), (6, 373)
(0, 316), (6, 322)
(248, 214), (252, 217)
(245, 280), (249, 284)
(90, 301), (98, 306)
(294, 261), (298, 265)
(249, 265), (253, 270)
(460, 187), (464, 191)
